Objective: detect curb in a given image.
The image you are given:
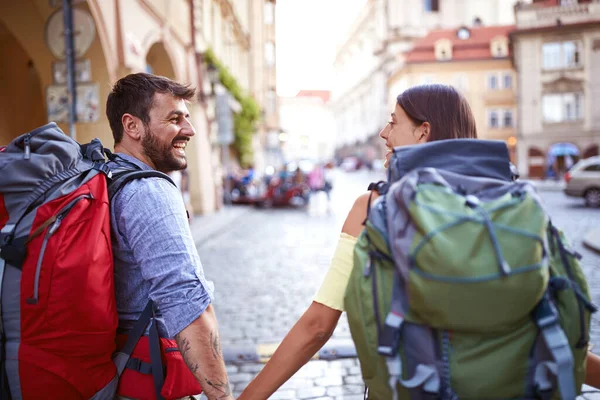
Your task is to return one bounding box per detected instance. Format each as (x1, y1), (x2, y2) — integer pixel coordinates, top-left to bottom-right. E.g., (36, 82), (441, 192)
(223, 340), (357, 365)
(191, 205), (252, 246)
(524, 179), (566, 193)
(583, 229), (600, 255)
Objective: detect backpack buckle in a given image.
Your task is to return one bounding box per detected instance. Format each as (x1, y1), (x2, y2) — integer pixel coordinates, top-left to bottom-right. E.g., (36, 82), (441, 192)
(533, 296), (559, 329)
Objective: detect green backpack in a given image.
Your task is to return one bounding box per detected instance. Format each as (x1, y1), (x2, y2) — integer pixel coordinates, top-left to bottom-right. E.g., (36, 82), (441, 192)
(344, 140), (596, 400)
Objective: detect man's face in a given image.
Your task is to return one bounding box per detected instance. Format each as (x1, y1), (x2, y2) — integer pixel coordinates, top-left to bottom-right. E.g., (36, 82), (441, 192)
(141, 93), (195, 173)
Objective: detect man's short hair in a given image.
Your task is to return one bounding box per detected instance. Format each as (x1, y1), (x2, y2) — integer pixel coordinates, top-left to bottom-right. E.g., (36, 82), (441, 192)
(106, 73), (196, 144)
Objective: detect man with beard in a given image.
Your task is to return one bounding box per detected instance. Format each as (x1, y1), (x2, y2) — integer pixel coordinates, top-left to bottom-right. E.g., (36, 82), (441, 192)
(106, 73), (232, 400)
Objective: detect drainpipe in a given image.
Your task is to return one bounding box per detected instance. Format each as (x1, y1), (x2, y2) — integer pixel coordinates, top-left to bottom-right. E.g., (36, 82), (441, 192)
(63, 0), (77, 139)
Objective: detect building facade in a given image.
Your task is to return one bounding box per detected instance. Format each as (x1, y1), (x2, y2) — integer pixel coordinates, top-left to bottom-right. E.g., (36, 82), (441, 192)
(390, 25), (518, 163)
(331, 0), (516, 159)
(511, 0), (600, 179)
(0, 0), (276, 214)
(279, 90), (335, 163)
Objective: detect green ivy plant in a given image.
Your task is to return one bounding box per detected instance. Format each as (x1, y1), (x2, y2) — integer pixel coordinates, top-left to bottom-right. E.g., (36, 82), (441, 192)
(204, 48), (261, 168)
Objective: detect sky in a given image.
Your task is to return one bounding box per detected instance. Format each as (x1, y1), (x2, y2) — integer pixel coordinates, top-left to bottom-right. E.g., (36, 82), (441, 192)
(275, 0), (367, 96)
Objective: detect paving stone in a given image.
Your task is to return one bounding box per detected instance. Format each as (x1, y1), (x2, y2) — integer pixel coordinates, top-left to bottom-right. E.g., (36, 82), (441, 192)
(240, 363), (265, 373)
(335, 395), (365, 400)
(226, 364), (239, 374)
(228, 372), (254, 385)
(343, 375), (365, 385)
(268, 389), (297, 399)
(280, 378), (316, 390)
(346, 365), (362, 375)
(326, 386), (344, 397)
(314, 376), (344, 387)
(296, 386), (327, 399)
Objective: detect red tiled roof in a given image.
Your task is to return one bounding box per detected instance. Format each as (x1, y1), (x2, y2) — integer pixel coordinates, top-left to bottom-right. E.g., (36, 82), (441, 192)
(405, 25), (516, 64)
(295, 90), (331, 103)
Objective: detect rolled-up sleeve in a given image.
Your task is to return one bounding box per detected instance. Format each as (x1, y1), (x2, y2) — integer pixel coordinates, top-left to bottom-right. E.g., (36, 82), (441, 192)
(117, 178), (214, 337)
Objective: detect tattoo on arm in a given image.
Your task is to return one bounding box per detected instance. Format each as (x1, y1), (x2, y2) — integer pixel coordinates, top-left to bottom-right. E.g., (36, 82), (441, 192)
(204, 377), (232, 400)
(210, 330), (223, 360)
(175, 334), (199, 374)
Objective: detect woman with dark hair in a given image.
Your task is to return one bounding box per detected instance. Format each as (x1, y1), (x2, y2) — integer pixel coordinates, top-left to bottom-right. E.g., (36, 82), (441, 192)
(238, 84), (599, 398)
(238, 84), (480, 399)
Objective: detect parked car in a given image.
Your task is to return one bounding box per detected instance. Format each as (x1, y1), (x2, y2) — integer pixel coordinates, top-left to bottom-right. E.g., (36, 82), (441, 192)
(564, 156), (600, 207)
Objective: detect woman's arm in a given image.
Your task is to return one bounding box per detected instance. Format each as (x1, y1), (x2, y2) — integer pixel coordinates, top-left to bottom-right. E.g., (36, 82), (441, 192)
(586, 351), (600, 389)
(342, 191), (378, 237)
(237, 301), (341, 400)
(238, 192), (377, 399)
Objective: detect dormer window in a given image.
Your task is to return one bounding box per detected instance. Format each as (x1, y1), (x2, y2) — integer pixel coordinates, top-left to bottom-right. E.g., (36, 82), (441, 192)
(457, 27), (471, 40)
(435, 39), (453, 61)
(491, 36), (509, 58)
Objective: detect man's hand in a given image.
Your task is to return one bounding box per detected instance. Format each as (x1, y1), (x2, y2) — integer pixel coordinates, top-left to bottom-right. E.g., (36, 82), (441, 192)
(174, 305), (233, 400)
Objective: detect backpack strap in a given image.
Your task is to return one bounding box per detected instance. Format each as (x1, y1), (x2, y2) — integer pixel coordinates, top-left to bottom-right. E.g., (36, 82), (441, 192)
(363, 181), (389, 225)
(112, 300), (166, 400)
(378, 271), (441, 400)
(532, 293), (576, 400)
(108, 170), (176, 201)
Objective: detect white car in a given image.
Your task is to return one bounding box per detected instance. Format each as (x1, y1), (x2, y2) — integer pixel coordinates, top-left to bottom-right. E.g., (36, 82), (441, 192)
(564, 156), (600, 207)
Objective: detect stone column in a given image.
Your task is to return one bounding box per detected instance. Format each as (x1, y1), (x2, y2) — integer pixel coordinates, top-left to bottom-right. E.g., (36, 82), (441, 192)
(188, 102), (218, 215)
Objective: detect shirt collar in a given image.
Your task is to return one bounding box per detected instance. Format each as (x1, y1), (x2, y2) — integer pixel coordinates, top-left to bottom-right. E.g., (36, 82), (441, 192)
(114, 152), (153, 171)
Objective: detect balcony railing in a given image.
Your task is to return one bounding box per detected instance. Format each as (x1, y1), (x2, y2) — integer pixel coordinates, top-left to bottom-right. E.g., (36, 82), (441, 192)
(515, 0), (600, 29)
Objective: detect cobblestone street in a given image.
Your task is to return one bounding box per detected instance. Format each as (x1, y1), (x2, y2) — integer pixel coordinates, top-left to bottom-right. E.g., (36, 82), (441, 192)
(194, 170), (600, 399)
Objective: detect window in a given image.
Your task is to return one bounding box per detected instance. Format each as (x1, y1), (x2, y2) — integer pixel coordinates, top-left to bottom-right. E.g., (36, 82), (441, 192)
(504, 110), (513, 127)
(489, 110), (499, 128)
(266, 89), (277, 114)
(583, 164), (600, 172)
(435, 39), (452, 61)
(453, 73), (468, 92)
(265, 42), (275, 67)
(424, 0), (439, 12)
(457, 27), (471, 40)
(264, 1), (274, 25)
(542, 93), (584, 123)
(542, 41), (582, 70)
(503, 73), (513, 89)
(491, 37), (509, 58)
(488, 74), (498, 90)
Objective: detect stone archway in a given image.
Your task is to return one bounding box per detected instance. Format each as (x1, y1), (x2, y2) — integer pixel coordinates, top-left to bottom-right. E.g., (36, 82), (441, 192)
(0, 0), (116, 147)
(145, 42), (176, 79)
(583, 144), (599, 159)
(0, 18), (45, 145)
(527, 147), (545, 179)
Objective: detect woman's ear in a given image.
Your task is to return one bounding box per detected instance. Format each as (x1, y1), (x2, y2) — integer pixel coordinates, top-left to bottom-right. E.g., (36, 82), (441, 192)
(418, 122), (431, 143)
(121, 113), (143, 141)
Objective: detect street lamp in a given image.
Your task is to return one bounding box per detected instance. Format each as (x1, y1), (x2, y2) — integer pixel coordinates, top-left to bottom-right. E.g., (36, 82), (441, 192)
(206, 63), (219, 89)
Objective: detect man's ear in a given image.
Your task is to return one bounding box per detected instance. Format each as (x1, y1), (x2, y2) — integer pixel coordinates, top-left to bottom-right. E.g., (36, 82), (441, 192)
(121, 113), (143, 141)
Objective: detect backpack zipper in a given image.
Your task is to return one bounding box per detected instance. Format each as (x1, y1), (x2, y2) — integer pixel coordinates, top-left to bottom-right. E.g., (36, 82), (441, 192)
(23, 133), (31, 160)
(26, 194), (93, 305)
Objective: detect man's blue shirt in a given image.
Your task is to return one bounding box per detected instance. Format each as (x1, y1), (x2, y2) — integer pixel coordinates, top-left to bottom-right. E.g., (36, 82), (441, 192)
(109, 153), (214, 338)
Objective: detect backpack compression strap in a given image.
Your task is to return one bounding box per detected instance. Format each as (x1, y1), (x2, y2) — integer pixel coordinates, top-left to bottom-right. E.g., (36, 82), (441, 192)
(112, 301), (166, 400)
(377, 271), (441, 399)
(108, 170), (176, 201)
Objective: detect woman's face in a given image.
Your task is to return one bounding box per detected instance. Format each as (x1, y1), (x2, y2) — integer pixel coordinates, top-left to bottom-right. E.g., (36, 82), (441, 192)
(379, 103), (429, 168)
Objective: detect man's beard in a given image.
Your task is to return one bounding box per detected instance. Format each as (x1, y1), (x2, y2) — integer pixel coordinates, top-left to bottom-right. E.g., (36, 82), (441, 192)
(141, 127), (187, 173)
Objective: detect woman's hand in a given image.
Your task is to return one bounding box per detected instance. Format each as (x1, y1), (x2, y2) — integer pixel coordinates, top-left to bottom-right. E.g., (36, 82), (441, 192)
(237, 302), (341, 400)
(586, 351), (600, 389)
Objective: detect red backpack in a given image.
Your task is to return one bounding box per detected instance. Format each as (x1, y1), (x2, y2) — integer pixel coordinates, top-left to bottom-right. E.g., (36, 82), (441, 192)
(0, 123), (202, 399)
